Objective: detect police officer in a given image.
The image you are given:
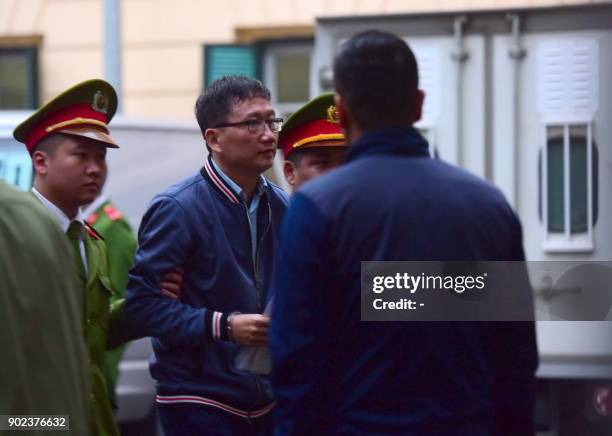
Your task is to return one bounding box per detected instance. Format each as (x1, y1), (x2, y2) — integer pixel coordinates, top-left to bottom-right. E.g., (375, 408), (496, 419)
(13, 79), (180, 436)
(279, 93), (347, 190)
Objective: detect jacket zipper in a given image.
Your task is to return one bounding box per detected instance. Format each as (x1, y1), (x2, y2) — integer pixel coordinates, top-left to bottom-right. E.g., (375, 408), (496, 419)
(254, 202), (272, 306)
(243, 199), (271, 310)
(242, 197), (272, 419)
(243, 204), (261, 310)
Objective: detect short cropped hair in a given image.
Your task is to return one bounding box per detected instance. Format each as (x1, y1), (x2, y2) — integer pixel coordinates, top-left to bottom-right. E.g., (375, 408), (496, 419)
(286, 148), (308, 165)
(33, 133), (65, 157)
(195, 76), (271, 136)
(333, 30), (419, 131)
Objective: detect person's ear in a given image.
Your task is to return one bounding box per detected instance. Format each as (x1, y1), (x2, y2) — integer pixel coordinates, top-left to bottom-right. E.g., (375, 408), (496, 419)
(283, 160), (297, 188)
(204, 128), (222, 154)
(32, 150), (50, 176)
(411, 89), (425, 124)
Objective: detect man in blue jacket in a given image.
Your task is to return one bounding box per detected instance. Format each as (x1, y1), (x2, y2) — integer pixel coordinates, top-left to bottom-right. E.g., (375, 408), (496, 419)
(126, 76), (289, 435)
(271, 31), (538, 435)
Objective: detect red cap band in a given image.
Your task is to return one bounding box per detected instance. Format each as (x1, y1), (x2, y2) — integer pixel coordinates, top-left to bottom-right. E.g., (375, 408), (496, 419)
(25, 103), (109, 154)
(279, 119), (344, 158)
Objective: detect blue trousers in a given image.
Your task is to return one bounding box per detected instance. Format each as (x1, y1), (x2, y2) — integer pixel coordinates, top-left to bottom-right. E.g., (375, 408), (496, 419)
(158, 403), (273, 436)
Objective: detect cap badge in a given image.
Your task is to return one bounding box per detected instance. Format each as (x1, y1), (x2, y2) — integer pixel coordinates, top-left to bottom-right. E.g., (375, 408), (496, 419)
(326, 105), (340, 124)
(92, 91), (109, 114)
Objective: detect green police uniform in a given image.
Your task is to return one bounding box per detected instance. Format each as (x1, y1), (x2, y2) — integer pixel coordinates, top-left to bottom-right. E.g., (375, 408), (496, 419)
(80, 222), (127, 436)
(14, 79), (129, 436)
(0, 181), (91, 436)
(28, 192), (129, 436)
(86, 197), (137, 409)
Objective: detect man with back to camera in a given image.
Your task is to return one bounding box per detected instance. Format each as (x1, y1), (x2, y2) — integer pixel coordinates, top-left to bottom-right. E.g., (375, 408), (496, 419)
(270, 30), (538, 435)
(279, 93), (347, 191)
(125, 76), (289, 435)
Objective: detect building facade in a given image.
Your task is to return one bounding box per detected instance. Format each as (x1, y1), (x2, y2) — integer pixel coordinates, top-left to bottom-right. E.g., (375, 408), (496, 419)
(0, 0), (608, 119)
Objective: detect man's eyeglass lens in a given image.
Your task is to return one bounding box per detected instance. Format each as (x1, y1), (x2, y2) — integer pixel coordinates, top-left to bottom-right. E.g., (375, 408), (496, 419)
(215, 118), (283, 133)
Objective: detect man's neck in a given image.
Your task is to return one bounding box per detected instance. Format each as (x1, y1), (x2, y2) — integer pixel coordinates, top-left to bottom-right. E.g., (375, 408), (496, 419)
(212, 157), (260, 204)
(33, 180), (79, 219)
(349, 123), (416, 143)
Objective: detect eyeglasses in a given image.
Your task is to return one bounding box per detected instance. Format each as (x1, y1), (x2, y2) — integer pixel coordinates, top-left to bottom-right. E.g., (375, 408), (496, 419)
(213, 118), (284, 134)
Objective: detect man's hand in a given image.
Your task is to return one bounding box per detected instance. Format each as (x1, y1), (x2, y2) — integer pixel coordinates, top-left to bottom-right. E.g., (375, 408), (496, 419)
(159, 266), (184, 300)
(229, 314), (270, 346)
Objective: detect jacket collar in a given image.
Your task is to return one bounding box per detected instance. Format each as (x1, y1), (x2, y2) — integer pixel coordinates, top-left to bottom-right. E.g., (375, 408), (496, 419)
(201, 155), (268, 205)
(345, 126), (430, 163)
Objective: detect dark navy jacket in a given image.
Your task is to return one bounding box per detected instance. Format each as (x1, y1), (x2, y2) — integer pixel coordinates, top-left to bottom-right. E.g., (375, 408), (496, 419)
(125, 156), (289, 419)
(271, 127), (538, 435)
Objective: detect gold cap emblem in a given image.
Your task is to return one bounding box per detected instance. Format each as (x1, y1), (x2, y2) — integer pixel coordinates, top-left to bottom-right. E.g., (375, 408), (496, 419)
(92, 91), (109, 114)
(326, 105), (340, 124)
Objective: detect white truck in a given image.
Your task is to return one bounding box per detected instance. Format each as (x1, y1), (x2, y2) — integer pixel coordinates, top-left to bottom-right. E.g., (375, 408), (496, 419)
(310, 3), (612, 435)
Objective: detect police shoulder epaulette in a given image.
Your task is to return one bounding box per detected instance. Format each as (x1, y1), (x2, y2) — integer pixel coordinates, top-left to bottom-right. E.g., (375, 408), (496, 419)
(84, 221), (104, 241)
(87, 212), (99, 225)
(103, 204), (123, 221)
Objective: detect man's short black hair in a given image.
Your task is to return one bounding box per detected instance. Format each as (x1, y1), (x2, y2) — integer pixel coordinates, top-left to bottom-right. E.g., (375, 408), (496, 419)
(333, 30), (419, 131)
(33, 133), (64, 157)
(194, 75), (271, 138)
(286, 148), (308, 165)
